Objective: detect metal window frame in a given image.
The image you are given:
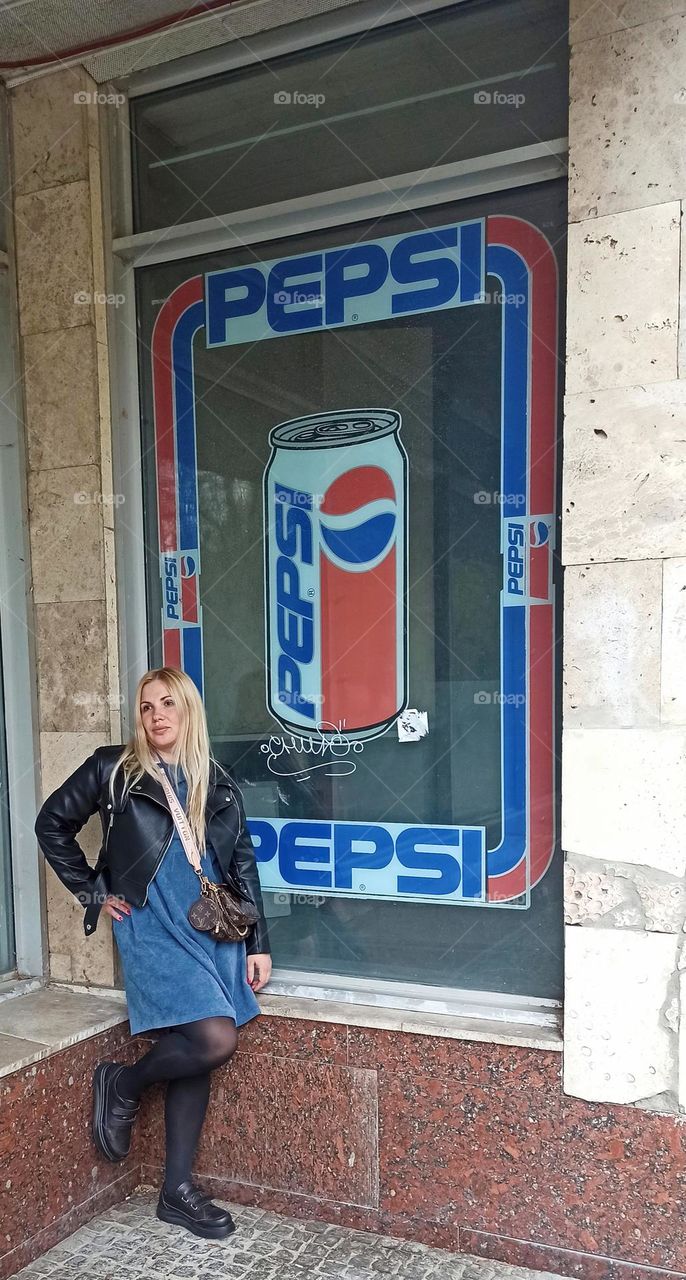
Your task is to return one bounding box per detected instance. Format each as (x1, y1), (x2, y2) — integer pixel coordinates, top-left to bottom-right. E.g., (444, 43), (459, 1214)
(120, 0), (475, 99)
(107, 0), (566, 1035)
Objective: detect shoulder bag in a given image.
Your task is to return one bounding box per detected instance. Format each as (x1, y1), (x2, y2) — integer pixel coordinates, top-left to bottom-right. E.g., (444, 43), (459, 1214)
(155, 762), (260, 942)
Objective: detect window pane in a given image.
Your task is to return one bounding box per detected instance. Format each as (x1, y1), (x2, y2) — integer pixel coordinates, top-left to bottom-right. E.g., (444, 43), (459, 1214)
(136, 178), (565, 1000)
(131, 0), (568, 232)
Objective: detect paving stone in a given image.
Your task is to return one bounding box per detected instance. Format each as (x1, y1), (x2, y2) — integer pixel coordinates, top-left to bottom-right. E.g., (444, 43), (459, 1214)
(11, 1189), (569, 1280)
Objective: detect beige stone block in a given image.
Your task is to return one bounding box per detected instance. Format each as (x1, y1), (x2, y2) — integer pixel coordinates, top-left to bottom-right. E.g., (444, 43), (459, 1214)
(0, 988), (126, 1047)
(564, 925), (677, 1104)
(662, 558), (686, 723)
(35, 600), (109, 733)
(565, 854), (686, 932)
(570, 17), (686, 219)
(48, 951), (73, 982)
(15, 182), (93, 335)
(563, 561), (661, 727)
(566, 206), (679, 395)
(10, 67), (90, 196)
(38, 729), (107, 792)
(562, 727), (686, 875)
(571, 0), (686, 43)
(678, 968), (686, 1110)
(23, 325), (99, 471)
(28, 464), (104, 603)
(679, 211), (686, 379)
(562, 381), (686, 563)
(44, 870), (113, 988)
(103, 526), (123, 744)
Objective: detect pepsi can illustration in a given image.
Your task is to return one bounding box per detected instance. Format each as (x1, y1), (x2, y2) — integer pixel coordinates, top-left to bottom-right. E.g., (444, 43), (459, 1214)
(263, 409), (408, 741)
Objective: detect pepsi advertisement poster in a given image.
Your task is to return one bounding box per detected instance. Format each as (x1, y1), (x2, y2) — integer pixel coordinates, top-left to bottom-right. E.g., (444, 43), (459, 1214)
(137, 182), (565, 996)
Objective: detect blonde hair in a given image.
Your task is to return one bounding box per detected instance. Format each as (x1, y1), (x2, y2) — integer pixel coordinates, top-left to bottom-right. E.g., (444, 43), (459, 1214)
(108, 666), (223, 853)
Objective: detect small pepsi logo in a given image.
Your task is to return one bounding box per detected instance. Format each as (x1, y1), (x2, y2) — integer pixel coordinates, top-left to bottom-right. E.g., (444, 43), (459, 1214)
(180, 554), (197, 577)
(529, 520), (550, 548)
(320, 466), (397, 571)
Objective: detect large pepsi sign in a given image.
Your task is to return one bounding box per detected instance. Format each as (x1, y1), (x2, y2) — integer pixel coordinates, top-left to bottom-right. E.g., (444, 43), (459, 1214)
(249, 818), (486, 905)
(150, 214), (558, 907)
(205, 221), (484, 346)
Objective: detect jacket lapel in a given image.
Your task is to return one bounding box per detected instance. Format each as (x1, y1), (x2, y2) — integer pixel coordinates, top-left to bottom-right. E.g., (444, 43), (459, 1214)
(129, 762), (231, 817)
(129, 767), (171, 810)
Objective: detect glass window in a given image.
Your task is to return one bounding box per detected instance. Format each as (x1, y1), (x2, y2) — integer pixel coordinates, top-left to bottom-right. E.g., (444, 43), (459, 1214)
(135, 176), (565, 1000)
(130, 0), (568, 232)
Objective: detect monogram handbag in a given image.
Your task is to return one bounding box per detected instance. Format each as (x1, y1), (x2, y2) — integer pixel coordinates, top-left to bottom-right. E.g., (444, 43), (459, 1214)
(155, 761), (260, 943)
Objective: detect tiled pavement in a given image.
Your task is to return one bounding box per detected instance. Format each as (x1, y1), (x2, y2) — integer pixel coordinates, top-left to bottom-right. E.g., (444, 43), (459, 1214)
(12, 1186), (568, 1280)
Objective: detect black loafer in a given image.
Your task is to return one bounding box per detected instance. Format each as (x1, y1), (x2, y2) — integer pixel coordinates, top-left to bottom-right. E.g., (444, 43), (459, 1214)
(156, 1180), (236, 1239)
(92, 1062), (140, 1162)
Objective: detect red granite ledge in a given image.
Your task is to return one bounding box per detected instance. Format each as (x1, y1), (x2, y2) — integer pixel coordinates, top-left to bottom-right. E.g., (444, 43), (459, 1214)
(236, 1013), (348, 1064)
(348, 1024), (562, 1081)
(459, 1230), (686, 1280)
(0, 1165), (140, 1280)
(141, 1162), (382, 1230)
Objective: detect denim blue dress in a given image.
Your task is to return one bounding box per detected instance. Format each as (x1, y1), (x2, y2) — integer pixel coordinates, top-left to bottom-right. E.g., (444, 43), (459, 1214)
(111, 761), (261, 1036)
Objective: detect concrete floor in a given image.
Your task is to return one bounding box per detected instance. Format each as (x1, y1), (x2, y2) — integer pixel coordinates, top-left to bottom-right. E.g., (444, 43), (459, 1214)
(12, 1186), (570, 1280)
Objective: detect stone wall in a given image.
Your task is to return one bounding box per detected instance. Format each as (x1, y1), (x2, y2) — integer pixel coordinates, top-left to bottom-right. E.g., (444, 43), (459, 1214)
(12, 0), (686, 1116)
(562, 0), (686, 1109)
(10, 66), (121, 985)
(4, 1014), (686, 1280)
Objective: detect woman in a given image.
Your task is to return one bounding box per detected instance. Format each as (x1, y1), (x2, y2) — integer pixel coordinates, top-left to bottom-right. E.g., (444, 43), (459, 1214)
(34, 666), (272, 1241)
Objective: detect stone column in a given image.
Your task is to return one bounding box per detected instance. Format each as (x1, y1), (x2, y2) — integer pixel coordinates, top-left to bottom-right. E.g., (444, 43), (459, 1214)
(10, 66), (121, 985)
(562, 2), (686, 1110)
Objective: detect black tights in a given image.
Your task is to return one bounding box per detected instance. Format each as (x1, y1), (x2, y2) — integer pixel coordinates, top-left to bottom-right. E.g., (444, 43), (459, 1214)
(116, 1015), (238, 1193)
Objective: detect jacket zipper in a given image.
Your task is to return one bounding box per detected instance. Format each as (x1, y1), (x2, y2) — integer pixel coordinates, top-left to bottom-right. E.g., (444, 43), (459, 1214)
(141, 826), (175, 906)
(122, 782), (238, 907)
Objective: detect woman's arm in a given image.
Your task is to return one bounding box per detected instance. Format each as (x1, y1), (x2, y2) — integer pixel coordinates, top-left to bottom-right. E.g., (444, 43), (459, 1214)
(34, 751), (103, 910)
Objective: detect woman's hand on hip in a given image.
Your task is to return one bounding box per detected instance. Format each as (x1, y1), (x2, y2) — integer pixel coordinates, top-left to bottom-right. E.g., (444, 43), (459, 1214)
(103, 893), (131, 922)
(247, 953), (272, 992)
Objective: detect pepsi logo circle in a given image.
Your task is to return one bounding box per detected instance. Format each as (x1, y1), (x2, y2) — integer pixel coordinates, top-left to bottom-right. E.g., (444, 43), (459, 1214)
(320, 466), (397, 572)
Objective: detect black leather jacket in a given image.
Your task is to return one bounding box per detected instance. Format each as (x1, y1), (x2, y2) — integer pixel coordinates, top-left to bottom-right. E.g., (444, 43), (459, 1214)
(34, 744), (270, 955)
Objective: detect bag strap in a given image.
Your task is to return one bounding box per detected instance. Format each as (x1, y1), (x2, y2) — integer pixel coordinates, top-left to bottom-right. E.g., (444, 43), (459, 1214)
(154, 760), (203, 877)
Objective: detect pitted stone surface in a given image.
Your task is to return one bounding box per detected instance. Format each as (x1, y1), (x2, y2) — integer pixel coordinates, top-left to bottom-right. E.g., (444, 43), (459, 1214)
(10, 1188), (568, 1280)
(564, 855), (686, 932)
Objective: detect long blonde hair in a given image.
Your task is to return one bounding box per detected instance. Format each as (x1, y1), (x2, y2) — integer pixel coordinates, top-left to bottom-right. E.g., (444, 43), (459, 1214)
(108, 666), (224, 853)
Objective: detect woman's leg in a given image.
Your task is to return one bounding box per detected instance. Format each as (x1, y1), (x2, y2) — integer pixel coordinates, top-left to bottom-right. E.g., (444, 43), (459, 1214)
(162, 1071), (212, 1194)
(116, 1015), (238, 1100)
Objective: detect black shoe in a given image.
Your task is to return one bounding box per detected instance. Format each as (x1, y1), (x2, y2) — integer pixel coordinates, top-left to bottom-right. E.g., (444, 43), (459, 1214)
(156, 1180), (236, 1239)
(92, 1062), (141, 1162)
